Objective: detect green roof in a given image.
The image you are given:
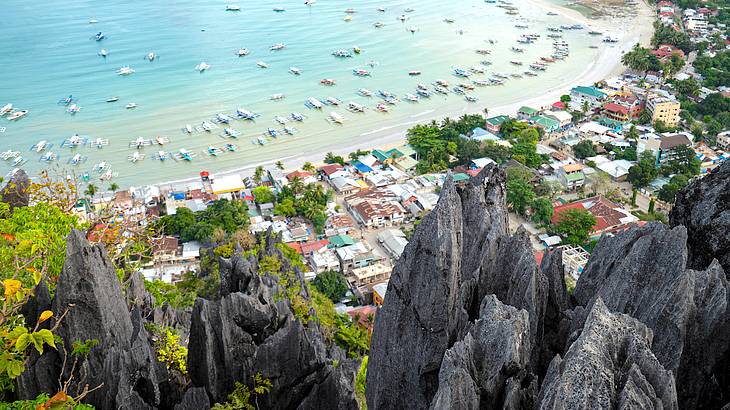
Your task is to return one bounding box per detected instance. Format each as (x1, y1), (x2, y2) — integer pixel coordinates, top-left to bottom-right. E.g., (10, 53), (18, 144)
(372, 149), (390, 162)
(452, 173), (470, 182)
(397, 144), (416, 157)
(572, 86), (606, 99)
(329, 234), (355, 247)
(394, 155), (418, 171)
(485, 115), (510, 126)
(565, 172), (585, 182)
(530, 115), (560, 130)
(518, 106), (538, 115)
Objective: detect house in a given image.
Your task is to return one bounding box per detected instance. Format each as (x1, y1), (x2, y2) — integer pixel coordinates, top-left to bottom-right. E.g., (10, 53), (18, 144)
(210, 174), (245, 197)
(351, 200), (406, 228)
(717, 131), (730, 149)
(638, 133), (692, 166)
(471, 157), (496, 169)
(465, 127), (501, 142)
(347, 263), (392, 287)
(373, 281), (388, 306)
(319, 164), (346, 179)
(651, 44), (686, 61)
(517, 106), (539, 120)
(330, 176), (361, 195)
(569, 86), (607, 109)
(329, 234), (356, 248)
(596, 159), (634, 181)
(327, 214), (357, 234)
(377, 229), (408, 259)
(336, 242), (382, 271)
(529, 115), (561, 133)
(392, 155), (419, 173)
(552, 196), (639, 236)
(602, 102), (639, 123)
(545, 110), (573, 129)
(266, 168), (288, 192)
(286, 170), (317, 184)
(485, 115), (510, 134)
(310, 248), (341, 273)
(556, 163), (586, 190)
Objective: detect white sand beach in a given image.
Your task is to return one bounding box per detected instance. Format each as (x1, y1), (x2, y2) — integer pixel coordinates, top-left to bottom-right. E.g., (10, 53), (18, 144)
(152, 0), (655, 188)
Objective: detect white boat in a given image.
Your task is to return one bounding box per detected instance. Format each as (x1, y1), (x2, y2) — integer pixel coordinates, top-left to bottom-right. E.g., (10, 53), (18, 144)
(216, 113), (232, 123)
(305, 0), (316, 5)
(223, 127), (240, 138)
(13, 156), (27, 167)
(100, 169), (114, 181)
(226, 5), (241, 11)
(185, 124), (193, 133)
(275, 116), (288, 125)
(236, 108), (258, 119)
(67, 104), (81, 114)
(344, 15), (353, 22)
(99, 49), (108, 57)
(106, 97), (119, 102)
(307, 97), (324, 109)
(7, 110), (28, 121)
(94, 137), (109, 148)
(31, 140), (49, 152)
(130, 137), (150, 148)
(257, 61), (269, 68)
(270, 43), (286, 51)
(207, 146), (222, 156)
(116, 66), (135, 75)
(291, 112), (305, 121)
(176, 148), (195, 161)
(128, 151), (145, 163)
(347, 101), (366, 112)
(89, 19), (98, 24)
(465, 94), (479, 102)
(201, 121), (215, 131)
(378, 6), (386, 12)
(375, 103), (389, 112)
(155, 136), (169, 145)
(0, 150), (19, 160)
(155, 151), (168, 161)
(68, 153), (85, 165)
(404, 93), (419, 102)
(329, 111), (345, 124)
(63, 134), (85, 147)
(289, 67), (301, 75)
(126, 102), (137, 109)
(146, 52), (156, 61)
(40, 152), (58, 162)
(256, 136), (267, 145)
(0, 104), (12, 116)
(358, 88), (373, 97)
(271, 93), (285, 100)
(326, 96), (342, 105)
(374, 22), (384, 28)
(237, 48), (250, 57)
(196, 62), (211, 72)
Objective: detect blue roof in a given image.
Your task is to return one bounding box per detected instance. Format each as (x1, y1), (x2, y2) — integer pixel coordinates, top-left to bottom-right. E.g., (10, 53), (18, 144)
(468, 127), (500, 142)
(352, 161), (374, 173)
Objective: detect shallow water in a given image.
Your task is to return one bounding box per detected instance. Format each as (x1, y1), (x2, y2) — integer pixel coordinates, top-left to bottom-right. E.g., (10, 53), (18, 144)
(0, 0), (604, 187)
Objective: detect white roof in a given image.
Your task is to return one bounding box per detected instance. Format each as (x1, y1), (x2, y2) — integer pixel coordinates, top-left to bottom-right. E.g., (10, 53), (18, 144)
(597, 159), (634, 178)
(211, 174), (244, 194)
(182, 241), (202, 258)
(358, 154), (379, 168)
(579, 122), (610, 135)
(472, 157), (496, 168)
(547, 110), (572, 122)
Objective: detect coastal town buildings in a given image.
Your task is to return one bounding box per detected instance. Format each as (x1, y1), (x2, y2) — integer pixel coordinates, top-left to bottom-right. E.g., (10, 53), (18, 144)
(646, 94), (681, 127)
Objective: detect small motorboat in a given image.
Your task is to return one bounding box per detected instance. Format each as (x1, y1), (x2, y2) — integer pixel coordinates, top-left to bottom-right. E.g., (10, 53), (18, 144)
(225, 143), (238, 152)
(267, 128), (279, 137)
(146, 52), (156, 61)
(106, 97), (119, 103)
(332, 50), (353, 58)
(283, 126), (296, 135)
(374, 22), (384, 28)
(226, 5), (241, 11)
(67, 104), (81, 114)
(353, 68), (371, 77)
(116, 66), (135, 75)
(289, 67), (301, 75)
(0, 104), (12, 116)
(271, 93), (285, 100)
(270, 43), (286, 51)
(207, 146), (222, 156)
(196, 62), (211, 72)
(291, 112), (305, 121)
(409, 70), (422, 76)
(237, 48), (250, 57)
(320, 78), (336, 86)
(58, 95), (74, 105)
(273, 6), (286, 12)
(99, 49), (108, 57)
(275, 116), (288, 125)
(257, 61), (269, 68)
(126, 102), (137, 109)
(94, 32), (105, 41)
(185, 124), (193, 134)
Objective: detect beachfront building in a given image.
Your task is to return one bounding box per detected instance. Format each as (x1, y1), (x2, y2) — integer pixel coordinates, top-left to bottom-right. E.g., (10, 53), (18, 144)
(545, 110), (573, 129)
(210, 174), (246, 198)
(651, 44), (686, 62)
(485, 115), (510, 134)
(529, 115), (561, 133)
(569, 86), (607, 110)
(518, 106), (539, 120)
(463, 127), (501, 142)
(556, 163), (586, 190)
(646, 94), (681, 127)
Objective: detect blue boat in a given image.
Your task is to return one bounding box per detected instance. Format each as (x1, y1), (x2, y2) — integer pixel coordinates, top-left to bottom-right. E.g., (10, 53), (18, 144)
(95, 32), (105, 41)
(267, 128), (278, 137)
(290, 112), (305, 122)
(58, 95), (74, 105)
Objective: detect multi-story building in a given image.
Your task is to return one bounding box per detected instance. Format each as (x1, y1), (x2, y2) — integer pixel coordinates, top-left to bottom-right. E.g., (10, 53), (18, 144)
(637, 133), (692, 166)
(556, 163), (586, 190)
(646, 95), (680, 127)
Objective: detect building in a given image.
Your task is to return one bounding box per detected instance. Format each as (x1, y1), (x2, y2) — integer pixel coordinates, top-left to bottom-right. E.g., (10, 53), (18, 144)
(210, 174), (245, 197)
(347, 263), (391, 287)
(544, 110), (573, 129)
(529, 115), (561, 133)
(646, 95), (680, 127)
(569, 86), (607, 110)
(556, 163), (586, 190)
(377, 229), (408, 259)
(373, 281), (388, 306)
(346, 188), (407, 228)
(552, 196), (639, 236)
(330, 176), (361, 195)
(517, 106), (539, 120)
(596, 159), (634, 181)
(602, 102), (640, 123)
(310, 248), (340, 273)
(485, 115), (510, 134)
(651, 44), (685, 62)
(716, 131), (730, 149)
(336, 242), (382, 271)
(638, 133), (692, 166)
(465, 127), (501, 142)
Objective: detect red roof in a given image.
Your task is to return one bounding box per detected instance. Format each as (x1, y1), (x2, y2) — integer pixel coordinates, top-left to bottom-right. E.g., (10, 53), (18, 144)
(286, 170), (314, 181)
(657, 1), (673, 6)
(659, 11), (674, 16)
(320, 164), (344, 176)
(534, 251), (545, 266)
(466, 168), (482, 177)
(651, 44), (685, 60)
(552, 101), (566, 109)
(552, 196), (630, 234)
(288, 239), (329, 255)
(603, 102), (630, 115)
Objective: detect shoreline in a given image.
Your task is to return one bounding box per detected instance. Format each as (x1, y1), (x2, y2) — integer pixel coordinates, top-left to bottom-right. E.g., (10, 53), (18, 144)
(147, 0), (655, 189)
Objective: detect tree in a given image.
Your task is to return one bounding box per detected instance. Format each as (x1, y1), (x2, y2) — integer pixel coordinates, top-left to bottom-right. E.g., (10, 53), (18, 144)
(252, 186), (275, 204)
(658, 174), (690, 203)
(84, 184), (97, 198)
(324, 152), (345, 165)
(108, 183), (119, 192)
(581, 100), (590, 115)
(506, 168), (536, 216)
(662, 144), (700, 176)
(627, 151), (659, 188)
(560, 94), (571, 103)
(312, 271), (349, 302)
(589, 171), (612, 196)
(531, 198), (554, 226)
(553, 208), (597, 246)
(302, 162), (315, 172)
(253, 166), (265, 184)
(625, 125), (639, 143)
(274, 197), (296, 217)
(572, 140), (596, 159)
(275, 161), (284, 170)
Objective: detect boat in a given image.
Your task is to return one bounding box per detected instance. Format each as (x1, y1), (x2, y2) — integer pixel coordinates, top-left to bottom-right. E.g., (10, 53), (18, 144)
(223, 127), (240, 138)
(201, 121), (215, 132)
(128, 151), (145, 163)
(40, 152), (58, 162)
(404, 7), (414, 12)
(434, 86), (449, 94)
(510, 60), (523, 65)
(94, 32), (105, 41)
(588, 30), (603, 35)
(275, 116), (288, 125)
(116, 66), (135, 75)
(226, 5), (241, 11)
(398, 14), (407, 21)
(283, 126), (296, 135)
(270, 43), (286, 51)
(7, 110), (28, 121)
(62, 134), (86, 148)
(13, 156), (27, 167)
(196, 62), (211, 72)
(176, 149), (195, 161)
(236, 108), (259, 119)
(155, 151), (168, 161)
(58, 95), (75, 105)
(291, 112), (305, 121)
(378, 90), (395, 98)
(378, 6), (385, 11)
(307, 97), (324, 109)
(320, 78), (336, 86)
(0, 150), (19, 160)
(31, 140), (49, 152)
(472, 79), (490, 86)
(416, 89), (431, 98)
(98, 49), (108, 57)
(459, 82), (476, 90)
(511, 46), (525, 52)
(470, 66), (485, 74)
(237, 48), (250, 57)
(207, 146), (222, 156)
(68, 153), (85, 165)
(347, 101), (366, 112)
(353, 68), (371, 77)
(257, 61), (269, 68)
(304, 0), (316, 5)
(66, 104), (81, 114)
(454, 68), (470, 77)
(146, 52), (156, 61)
(185, 124), (193, 133)
(225, 143), (238, 152)
(289, 67), (302, 75)
(155, 136), (169, 145)
(267, 128), (279, 137)
(256, 136), (267, 145)
(515, 24), (528, 29)
(524, 71), (537, 76)
(332, 49), (353, 58)
(357, 88), (372, 97)
(603, 36), (619, 43)
(480, 60), (493, 66)
(375, 103), (389, 113)
(130, 137), (150, 148)
(408, 71), (422, 76)
(216, 113), (232, 124)
(126, 103), (137, 109)
(382, 96), (399, 105)
(329, 111), (345, 124)
(344, 8), (356, 13)
(0, 104), (12, 116)
(94, 138), (109, 148)
(404, 93), (419, 102)
(106, 97), (119, 103)
(465, 95), (479, 102)
(344, 15), (353, 22)
(273, 6), (286, 12)
(374, 22), (384, 28)
(407, 26), (417, 33)
(444, 18), (455, 23)
(100, 169), (115, 181)
(547, 11), (558, 15)
(271, 93), (285, 100)
(475, 48), (491, 55)
(89, 19), (98, 24)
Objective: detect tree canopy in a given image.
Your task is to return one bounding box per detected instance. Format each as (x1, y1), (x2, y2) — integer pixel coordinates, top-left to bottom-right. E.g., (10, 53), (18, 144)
(553, 208), (597, 246)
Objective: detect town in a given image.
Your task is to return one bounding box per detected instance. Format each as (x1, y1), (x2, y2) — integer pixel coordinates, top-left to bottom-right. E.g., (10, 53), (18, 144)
(64, 0), (730, 342)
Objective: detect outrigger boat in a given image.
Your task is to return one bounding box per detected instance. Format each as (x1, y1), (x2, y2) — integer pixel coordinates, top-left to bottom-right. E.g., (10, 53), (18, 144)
(58, 95), (74, 105)
(223, 127), (240, 138)
(347, 101), (366, 112)
(454, 68), (470, 77)
(270, 43), (286, 51)
(67, 104), (81, 114)
(30, 140), (49, 153)
(289, 67), (302, 75)
(326, 96), (342, 105)
(224, 143), (238, 152)
(116, 66), (135, 75)
(61, 134), (87, 148)
(94, 138), (109, 148)
(129, 137), (152, 149)
(236, 108), (259, 120)
(237, 48), (250, 56)
(207, 146), (222, 156)
(216, 113), (232, 124)
(175, 149), (196, 161)
(306, 97), (324, 109)
(68, 153), (86, 166)
(375, 103), (389, 113)
(290, 112), (306, 121)
(358, 88), (373, 97)
(201, 121), (215, 132)
(256, 136), (267, 145)
(0, 150), (19, 160)
(154, 151), (169, 161)
(275, 116), (289, 125)
(320, 78), (336, 86)
(266, 128), (279, 137)
(328, 111), (345, 124)
(184, 124), (193, 133)
(13, 156), (27, 167)
(196, 62), (211, 72)
(465, 95), (479, 102)
(0, 104), (12, 116)
(283, 126), (296, 135)
(155, 136), (169, 145)
(128, 151), (145, 163)
(40, 152), (58, 162)
(404, 93), (419, 102)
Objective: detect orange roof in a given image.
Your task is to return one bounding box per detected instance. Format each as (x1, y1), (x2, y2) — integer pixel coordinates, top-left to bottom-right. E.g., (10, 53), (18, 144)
(552, 196), (628, 234)
(562, 163), (584, 172)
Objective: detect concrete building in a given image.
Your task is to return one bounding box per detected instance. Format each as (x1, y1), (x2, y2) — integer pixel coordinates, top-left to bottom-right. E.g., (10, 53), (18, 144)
(556, 163), (586, 190)
(646, 95), (681, 127)
(347, 263), (392, 287)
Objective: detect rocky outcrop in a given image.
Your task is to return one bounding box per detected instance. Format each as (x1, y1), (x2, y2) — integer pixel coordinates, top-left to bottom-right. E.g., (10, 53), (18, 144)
(538, 298), (677, 409)
(573, 222), (730, 408)
(670, 160), (730, 274)
(187, 232), (358, 408)
(367, 166), (558, 409)
(0, 169), (30, 211)
(18, 230), (167, 409)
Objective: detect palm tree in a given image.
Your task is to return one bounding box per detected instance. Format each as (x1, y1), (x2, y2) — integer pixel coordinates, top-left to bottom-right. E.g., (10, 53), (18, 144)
(253, 166), (264, 184)
(84, 183), (97, 198)
(108, 182), (119, 192)
(302, 162), (315, 172)
(289, 176), (305, 196)
(581, 100), (590, 116)
(275, 161), (284, 170)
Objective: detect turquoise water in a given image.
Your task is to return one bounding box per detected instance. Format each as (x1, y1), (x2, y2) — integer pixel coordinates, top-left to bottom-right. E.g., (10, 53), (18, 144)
(1, 0), (602, 187)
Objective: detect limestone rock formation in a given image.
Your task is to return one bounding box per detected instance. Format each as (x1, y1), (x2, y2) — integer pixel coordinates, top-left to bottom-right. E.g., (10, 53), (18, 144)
(670, 159), (730, 274)
(187, 232), (358, 409)
(0, 169), (30, 211)
(538, 298), (677, 409)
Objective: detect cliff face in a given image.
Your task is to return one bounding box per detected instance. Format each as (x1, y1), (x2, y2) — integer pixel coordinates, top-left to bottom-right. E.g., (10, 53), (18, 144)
(367, 164), (730, 409)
